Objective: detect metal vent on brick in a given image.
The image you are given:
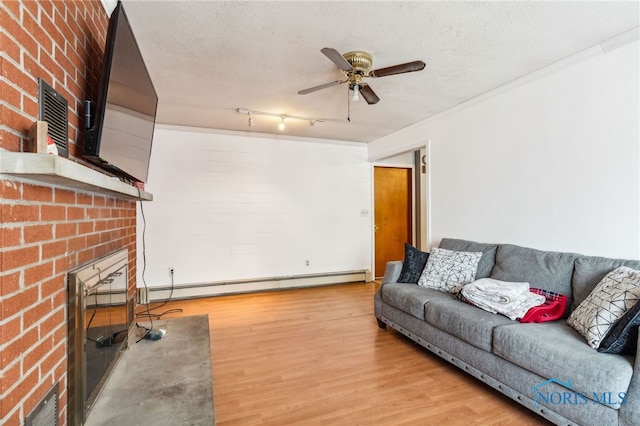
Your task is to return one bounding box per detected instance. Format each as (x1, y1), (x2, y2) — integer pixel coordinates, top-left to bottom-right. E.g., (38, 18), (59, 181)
(38, 79), (69, 157)
(26, 384), (59, 426)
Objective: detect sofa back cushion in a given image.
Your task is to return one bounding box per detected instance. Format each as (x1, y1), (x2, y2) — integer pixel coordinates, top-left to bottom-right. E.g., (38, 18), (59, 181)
(490, 244), (579, 316)
(572, 256), (640, 312)
(438, 238), (498, 279)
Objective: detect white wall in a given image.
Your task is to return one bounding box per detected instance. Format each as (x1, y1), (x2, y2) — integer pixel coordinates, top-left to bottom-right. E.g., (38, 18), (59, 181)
(138, 127), (372, 288)
(369, 41), (640, 259)
(374, 151), (414, 167)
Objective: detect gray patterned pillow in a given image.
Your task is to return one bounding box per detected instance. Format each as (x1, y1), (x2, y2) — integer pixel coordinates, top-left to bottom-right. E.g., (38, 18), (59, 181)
(418, 247), (482, 293)
(567, 266), (640, 349)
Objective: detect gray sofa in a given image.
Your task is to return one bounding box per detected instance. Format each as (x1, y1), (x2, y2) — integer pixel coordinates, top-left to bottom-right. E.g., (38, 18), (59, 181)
(374, 238), (640, 426)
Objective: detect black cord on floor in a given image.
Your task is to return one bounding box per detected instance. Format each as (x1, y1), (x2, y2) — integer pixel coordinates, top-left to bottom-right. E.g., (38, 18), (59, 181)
(136, 187), (153, 343)
(135, 269), (183, 319)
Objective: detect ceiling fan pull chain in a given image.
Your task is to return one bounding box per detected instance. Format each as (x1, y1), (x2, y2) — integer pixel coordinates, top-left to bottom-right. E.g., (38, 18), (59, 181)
(347, 86), (351, 122)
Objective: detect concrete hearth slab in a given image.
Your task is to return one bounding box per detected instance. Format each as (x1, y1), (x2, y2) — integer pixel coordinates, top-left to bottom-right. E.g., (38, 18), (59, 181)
(85, 315), (215, 425)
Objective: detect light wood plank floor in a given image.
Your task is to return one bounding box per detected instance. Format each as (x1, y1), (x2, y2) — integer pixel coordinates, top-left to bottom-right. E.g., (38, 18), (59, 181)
(145, 282), (552, 425)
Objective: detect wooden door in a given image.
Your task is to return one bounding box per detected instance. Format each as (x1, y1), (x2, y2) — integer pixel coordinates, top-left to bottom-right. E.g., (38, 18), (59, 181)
(374, 167), (412, 278)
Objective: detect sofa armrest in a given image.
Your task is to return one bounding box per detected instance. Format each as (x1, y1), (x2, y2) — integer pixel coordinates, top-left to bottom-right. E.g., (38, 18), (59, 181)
(382, 261), (403, 284)
(375, 261), (402, 324)
(619, 327), (640, 425)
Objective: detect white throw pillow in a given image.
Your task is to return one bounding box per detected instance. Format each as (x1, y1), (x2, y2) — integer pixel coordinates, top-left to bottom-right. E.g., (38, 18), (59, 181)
(418, 247), (482, 293)
(567, 266), (640, 349)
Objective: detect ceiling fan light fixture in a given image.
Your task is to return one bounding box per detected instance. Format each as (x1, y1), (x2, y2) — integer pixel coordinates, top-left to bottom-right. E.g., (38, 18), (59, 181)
(352, 84), (360, 102)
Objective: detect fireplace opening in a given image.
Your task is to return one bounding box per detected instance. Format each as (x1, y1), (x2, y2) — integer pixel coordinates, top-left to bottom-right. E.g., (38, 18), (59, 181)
(67, 248), (133, 426)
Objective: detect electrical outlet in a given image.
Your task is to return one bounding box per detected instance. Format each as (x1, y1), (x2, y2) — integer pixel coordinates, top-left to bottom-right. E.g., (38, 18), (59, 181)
(305, 260), (310, 267)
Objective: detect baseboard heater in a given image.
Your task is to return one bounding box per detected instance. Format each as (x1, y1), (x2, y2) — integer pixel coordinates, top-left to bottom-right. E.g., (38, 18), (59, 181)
(138, 270), (370, 303)
(88, 289), (127, 307)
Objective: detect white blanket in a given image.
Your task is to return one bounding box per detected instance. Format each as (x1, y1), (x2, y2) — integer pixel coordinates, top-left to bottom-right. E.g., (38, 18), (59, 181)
(461, 278), (546, 320)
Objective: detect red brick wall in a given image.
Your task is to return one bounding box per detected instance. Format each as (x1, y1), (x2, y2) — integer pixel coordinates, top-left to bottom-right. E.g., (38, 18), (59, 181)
(0, 0), (107, 155)
(0, 2), (139, 425)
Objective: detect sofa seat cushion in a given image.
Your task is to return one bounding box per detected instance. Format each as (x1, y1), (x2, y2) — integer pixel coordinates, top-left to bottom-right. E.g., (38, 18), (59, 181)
(424, 298), (516, 352)
(493, 322), (633, 406)
(381, 283), (454, 320)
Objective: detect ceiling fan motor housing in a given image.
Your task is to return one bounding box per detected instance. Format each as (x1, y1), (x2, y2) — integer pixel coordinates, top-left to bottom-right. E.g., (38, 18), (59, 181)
(343, 51), (373, 75)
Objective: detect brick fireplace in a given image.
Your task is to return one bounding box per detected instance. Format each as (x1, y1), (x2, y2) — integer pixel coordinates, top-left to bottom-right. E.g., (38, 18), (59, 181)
(1, 182), (138, 425)
(0, 2), (143, 425)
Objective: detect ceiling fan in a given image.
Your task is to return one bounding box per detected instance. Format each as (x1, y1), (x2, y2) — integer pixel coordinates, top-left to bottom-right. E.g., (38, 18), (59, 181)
(298, 48), (426, 105)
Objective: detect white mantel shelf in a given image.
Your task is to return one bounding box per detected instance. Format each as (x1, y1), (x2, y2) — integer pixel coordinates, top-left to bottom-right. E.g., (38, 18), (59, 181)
(0, 152), (153, 201)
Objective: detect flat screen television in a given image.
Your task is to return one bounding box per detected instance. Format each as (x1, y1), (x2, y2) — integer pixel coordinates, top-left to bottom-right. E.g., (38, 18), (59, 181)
(84, 1), (157, 184)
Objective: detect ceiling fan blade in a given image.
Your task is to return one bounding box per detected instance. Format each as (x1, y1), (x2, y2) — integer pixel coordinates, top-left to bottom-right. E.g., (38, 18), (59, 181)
(370, 60), (426, 78)
(298, 80), (344, 95)
(321, 47), (353, 71)
(360, 85), (380, 105)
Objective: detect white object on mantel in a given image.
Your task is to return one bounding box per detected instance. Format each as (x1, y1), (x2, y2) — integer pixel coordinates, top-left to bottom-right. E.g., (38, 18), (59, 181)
(46, 136), (59, 155)
(0, 152), (153, 201)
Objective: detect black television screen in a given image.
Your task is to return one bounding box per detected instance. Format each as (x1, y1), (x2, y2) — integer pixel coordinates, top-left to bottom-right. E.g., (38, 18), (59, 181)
(84, 1), (157, 183)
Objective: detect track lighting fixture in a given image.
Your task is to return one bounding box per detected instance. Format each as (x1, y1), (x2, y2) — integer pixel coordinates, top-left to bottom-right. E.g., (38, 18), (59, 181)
(236, 108), (326, 130)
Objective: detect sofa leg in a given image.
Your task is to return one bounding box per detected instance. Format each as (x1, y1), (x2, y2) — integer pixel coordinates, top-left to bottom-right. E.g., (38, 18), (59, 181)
(377, 318), (387, 329)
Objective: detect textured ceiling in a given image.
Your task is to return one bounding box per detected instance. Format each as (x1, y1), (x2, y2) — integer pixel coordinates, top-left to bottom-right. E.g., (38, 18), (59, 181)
(121, 1), (639, 143)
